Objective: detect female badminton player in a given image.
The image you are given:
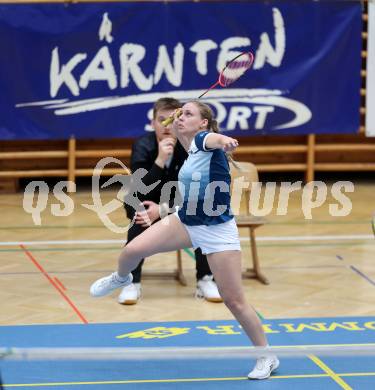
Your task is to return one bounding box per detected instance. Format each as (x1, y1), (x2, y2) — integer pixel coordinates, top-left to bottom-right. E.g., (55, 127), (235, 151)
(90, 100), (279, 380)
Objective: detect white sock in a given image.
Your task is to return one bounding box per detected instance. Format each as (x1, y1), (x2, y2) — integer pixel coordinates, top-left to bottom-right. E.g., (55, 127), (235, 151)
(114, 272), (129, 283)
(258, 345), (270, 358)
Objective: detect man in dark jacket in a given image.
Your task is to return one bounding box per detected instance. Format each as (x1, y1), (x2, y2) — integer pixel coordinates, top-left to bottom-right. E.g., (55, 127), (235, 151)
(121, 98), (222, 304)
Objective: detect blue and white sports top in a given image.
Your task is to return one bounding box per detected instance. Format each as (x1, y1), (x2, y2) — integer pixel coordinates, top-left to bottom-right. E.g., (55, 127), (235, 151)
(177, 131), (233, 226)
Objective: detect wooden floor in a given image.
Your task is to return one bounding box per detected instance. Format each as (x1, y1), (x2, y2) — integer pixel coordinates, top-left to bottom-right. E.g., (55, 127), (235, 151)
(0, 180), (374, 325)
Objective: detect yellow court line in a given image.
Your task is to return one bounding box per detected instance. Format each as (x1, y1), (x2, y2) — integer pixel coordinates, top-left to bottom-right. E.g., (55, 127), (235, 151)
(5, 373), (375, 388)
(309, 355), (352, 390)
(3, 375), (318, 388)
(0, 377), (248, 388)
(341, 372), (375, 377)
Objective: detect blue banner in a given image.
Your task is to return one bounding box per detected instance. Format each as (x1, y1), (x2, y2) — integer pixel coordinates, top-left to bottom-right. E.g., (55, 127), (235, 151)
(0, 1), (362, 140)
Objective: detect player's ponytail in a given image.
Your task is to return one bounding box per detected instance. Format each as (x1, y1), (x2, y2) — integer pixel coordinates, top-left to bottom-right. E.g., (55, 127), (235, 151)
(211, 119), (219, 133)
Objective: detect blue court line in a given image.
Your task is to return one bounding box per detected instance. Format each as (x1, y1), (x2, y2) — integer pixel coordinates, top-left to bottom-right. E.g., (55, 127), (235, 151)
(333, 254), (375, 287)
(350, 265), (375, 287)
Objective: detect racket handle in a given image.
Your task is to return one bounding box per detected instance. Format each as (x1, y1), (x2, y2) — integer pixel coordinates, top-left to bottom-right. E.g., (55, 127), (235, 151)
(161, 109), (182, 127)
(161, 116), (174, 127)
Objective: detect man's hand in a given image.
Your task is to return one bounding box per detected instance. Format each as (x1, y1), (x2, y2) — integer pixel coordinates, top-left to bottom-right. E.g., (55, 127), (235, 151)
(134, 200), (160, 227)
(155, 137), (176, 168)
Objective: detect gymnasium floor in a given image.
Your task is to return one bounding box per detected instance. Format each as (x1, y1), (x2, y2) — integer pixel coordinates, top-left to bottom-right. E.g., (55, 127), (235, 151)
(0, 182), (375, 389)
(1, 317), (375, 388)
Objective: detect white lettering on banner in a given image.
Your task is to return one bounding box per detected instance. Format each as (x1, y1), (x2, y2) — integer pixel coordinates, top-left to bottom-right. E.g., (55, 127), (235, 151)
(206, 94), (311, 131)
(20, 89), (312, 132)
(79, 46), (117, 90)
(119, 43), (153, 90)
(98, 12), (113, 44)
(19, 8), (312, 133)
(254, 106), (275, 129)
(190, 39), (218, 75)
(226, 106), (251, 130)
(50, 48), (87, 97)
(154, 43), (184, 87)
(48, 8), (285, 98)
(254, 8), (285, 69)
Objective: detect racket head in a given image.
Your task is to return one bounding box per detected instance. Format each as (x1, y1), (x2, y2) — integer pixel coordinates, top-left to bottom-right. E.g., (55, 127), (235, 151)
(218, 51), (254, 87)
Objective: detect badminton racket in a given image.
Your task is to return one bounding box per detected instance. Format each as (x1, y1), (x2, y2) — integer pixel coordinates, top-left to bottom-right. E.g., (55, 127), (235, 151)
(162, 51), (254, 127)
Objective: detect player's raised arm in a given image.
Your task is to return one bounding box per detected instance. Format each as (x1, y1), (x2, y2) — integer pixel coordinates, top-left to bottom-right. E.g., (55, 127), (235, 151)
(205, 133), (239, 152)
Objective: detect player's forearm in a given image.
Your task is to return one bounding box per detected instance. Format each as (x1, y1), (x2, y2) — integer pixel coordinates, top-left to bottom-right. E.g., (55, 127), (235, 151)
(204, 133), (226, 149)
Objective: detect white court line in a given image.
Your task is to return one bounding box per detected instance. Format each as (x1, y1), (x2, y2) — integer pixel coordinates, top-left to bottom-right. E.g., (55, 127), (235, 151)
(0, 235), (373, 246)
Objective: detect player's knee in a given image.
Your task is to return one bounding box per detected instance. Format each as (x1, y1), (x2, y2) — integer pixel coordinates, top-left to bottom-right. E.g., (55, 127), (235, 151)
(223, 293), (245, 313)
(123, 241), (143, 260)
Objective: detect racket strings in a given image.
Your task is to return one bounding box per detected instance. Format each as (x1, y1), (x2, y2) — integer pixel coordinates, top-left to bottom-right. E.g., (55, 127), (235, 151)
(219, 52), (254, 87)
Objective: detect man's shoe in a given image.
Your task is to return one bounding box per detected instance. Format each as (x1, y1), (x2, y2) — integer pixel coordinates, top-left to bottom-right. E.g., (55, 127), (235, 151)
(196, 275), (223, 303)
(90, 272), (133, 297)
(248, 355), (279, 380)
(118, 283), (141, 305)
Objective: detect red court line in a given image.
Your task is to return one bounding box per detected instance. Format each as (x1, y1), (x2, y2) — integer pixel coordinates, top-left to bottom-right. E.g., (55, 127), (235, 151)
(19, 244), (88, 324)
(54, 276), (67, 291)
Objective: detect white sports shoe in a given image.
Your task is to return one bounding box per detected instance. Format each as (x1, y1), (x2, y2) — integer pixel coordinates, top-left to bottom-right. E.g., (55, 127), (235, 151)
(118, 283), (141, 305)
(247, 355), (279, 380)
(196, 275), (223, 303)
(90, 272), (133, 297)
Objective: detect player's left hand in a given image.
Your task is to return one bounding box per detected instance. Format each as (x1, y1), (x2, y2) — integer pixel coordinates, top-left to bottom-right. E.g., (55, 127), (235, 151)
(221, 136), (239, 152)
